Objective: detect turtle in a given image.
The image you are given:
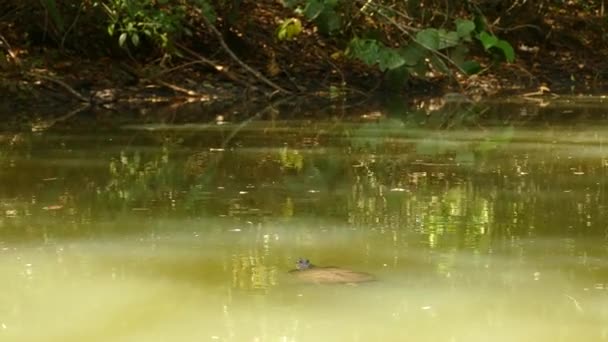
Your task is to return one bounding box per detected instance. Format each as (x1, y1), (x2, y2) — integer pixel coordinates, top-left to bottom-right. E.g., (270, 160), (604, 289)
(288, 258), (375, 284)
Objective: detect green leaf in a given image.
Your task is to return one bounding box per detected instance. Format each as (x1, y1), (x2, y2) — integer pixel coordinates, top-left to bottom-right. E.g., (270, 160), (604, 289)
(455, 19), (475, 39)
(495, 40), (515, 62)
(450, 44), (468, 66)
(304, 0), (324, 20)
(378, 48), (406, 71)
(416, 29), (440, 50)
(477, 31), (498, 50)
(119, 32), (128, 47)
(317, 9), (341, 34)
(461, 60), (482, 75)
(347, 38), (380, 65)
(438, 30), (459, 49)
(474, 14), (487, 32)
(276, 18), (303, 41)
(160, 33), (168, 47)
(131, 33), (140, 46)
(311, 8), (342, 35)
(349, 39), (416, 72)
(401, 44), (427, 66)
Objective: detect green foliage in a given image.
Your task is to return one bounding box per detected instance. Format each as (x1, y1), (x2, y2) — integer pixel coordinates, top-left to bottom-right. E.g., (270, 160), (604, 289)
(346, 19), (491, 84)
(285, 0), (342, 34)
(21, 0), (219, 54)
(477, 31), (514, 62)
(467, 16), (514, 62)
(9, 0), (521, 90)
(106, 146), (178, 207)
(282, 1), (515, 89)
(455, 19), (475, 41)
(415, 28), (460, 50)
(461, 60), (482, 75)
(347, 38), (406, 72)
(279, 146), (303, 171)
(103, 0), (216, 50)
(275, 18), (303, 41)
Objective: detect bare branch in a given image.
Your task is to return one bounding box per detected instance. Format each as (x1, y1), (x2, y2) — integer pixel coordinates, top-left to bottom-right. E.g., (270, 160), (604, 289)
(200, 15), (293, 95)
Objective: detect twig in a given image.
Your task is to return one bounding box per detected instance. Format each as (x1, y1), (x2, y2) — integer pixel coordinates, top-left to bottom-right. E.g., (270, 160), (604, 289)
(564, 294), (584, 314)
(323, 51), (346, 86)
(370, 2), (412, 21)
(0, 33), (19, 64)
(155, 79), (201, 97)
(153, 60), (211, 78)
(61, 2), (84, 50)
(27, 72), (90, 103)
(358, 1), (417, 30)
(174, 43), (254, 88)
(200, 15), (293, 94)
(174, 42), (226, 72)
(522, 85), (557, 98)
(272, 52), (306, 92)
(494, 24), (542, 34)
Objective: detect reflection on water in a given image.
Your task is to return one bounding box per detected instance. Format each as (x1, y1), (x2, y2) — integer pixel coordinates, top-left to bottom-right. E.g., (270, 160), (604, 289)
(2, 106), (608, 341)
(2, 224), (608, 342)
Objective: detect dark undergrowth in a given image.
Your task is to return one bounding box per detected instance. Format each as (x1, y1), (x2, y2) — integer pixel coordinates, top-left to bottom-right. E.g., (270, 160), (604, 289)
(1, 0), (608, 109)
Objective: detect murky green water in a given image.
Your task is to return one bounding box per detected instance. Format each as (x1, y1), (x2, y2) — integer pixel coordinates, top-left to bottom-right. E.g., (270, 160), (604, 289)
(2, 100), (608, 341)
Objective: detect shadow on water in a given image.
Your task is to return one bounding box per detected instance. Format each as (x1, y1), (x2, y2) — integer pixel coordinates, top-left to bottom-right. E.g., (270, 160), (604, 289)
(2, 97), (608, 341)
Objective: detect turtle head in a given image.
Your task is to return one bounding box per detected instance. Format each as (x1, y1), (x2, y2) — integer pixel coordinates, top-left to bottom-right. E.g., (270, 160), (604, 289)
(296, 258), (312, 270)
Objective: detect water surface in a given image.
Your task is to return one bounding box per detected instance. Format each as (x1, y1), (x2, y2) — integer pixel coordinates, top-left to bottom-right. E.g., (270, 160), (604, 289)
(2, 100), (608, 341)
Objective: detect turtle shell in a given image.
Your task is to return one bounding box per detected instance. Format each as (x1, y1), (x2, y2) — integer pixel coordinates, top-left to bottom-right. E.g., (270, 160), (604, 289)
(289, 265), (375, 284)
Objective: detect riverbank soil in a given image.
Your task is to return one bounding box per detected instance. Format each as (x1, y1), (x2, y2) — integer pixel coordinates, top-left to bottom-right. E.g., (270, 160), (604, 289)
(1, 1), (608, 113)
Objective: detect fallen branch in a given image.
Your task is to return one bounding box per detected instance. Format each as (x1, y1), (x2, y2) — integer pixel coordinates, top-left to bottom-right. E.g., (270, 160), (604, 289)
(200, 16), (293, 95)
(522, 85), (557, 98)
(27, 72), (90, 103)
(156, 79), (202, 97)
